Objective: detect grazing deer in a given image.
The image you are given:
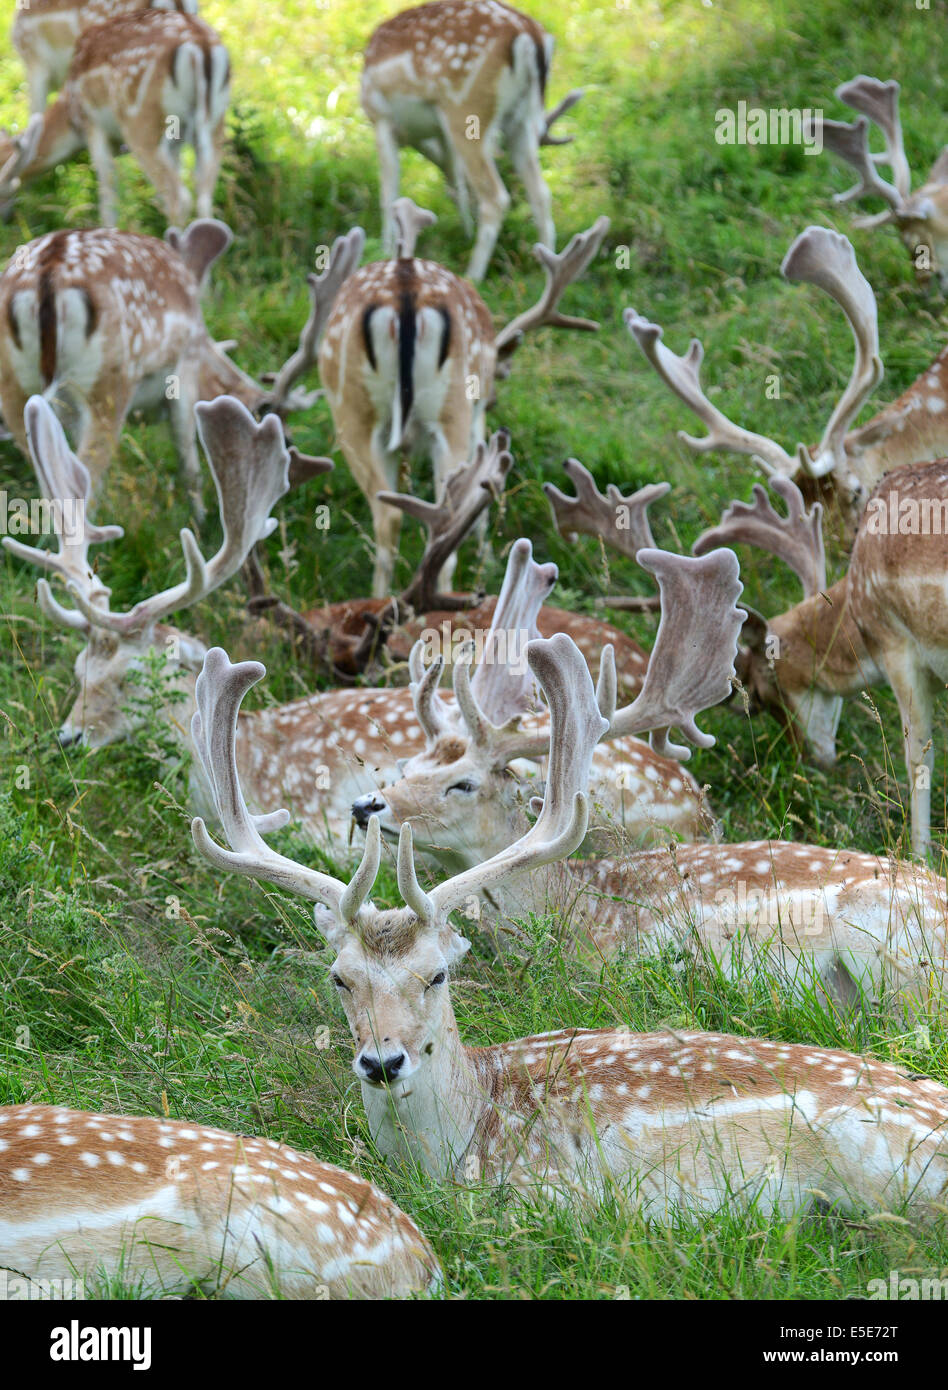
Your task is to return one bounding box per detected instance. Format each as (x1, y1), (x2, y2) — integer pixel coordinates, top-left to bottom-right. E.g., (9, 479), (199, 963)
(361, 0), (583, 281)
(0, 1103), (439, 1300)
(5, 403), (690, 852)
(0, 221), (342, 516)
(10, 0), (199, 114)
(0, 11), (230, 226)
(816, 76), (948, 292)
(694, 465), (948, 859)
(627, 224), (948, 525)
(269, 199), (609, 595)
(190, 639), (948, 1210)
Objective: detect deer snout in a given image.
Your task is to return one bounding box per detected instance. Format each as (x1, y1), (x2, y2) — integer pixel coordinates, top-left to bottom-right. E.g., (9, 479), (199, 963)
(57, 726), (84, 748)
(357, 1048), (408, 1086)
(352, 792), (387, 829)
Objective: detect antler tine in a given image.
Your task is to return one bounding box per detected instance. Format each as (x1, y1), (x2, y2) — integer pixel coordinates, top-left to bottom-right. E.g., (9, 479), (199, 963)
(606, 548), (745, 760)
(264, 226), (366, 413)
(0, 113), (43, 195)
(429, 633), (607, 917)
(190, 648), (380, 935)
(408, 642), (453, 743)
(818, 115), (903, 216)
(624, 309), (798, 477)
(466, 537), (558, 730)
(391, 197), (438, 259)
(781, 226), (883, 478)
(66, 397), (290, 636)
(540, 89), (585, 146)
(382, 428), (513, 613)
(693, 476), (826, 599)
(836, 76), (912, 201)
(493, 216), (610, 357)
(2, 397), (122, 630)
(544, 456), (670, 561)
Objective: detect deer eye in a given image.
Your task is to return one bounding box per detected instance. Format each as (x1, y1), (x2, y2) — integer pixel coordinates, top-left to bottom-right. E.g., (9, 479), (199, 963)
(446, 779), (476, 794)
(426, 972), (446, 989)
(331, 974), (351, 992)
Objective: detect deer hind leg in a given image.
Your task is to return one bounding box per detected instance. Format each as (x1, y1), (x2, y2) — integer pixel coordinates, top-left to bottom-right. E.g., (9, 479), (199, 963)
(373, 119), (402, 257)
(883, 648), (937, 857)
(123, 130), (192, 226)
(448, 117), (510, 282)
(505, 121), (554, 249)
(168, 362), (206, 523)
(425, 118), (472, 236)
(86, 124), (119, 227)
(75, 384), (134, 499)
(193, 121), (225, 219)
(26, 64), (50, 116)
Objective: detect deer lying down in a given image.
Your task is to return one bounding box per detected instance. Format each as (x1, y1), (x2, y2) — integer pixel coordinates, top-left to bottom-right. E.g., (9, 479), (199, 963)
(0, 1103), (439, 1300)
(0, 220), (337, 517)
(5, 399), (699, 853)
(11, 0), (199, 114)
(695, 465), (948, 860)
(627, 224), (948, 526)
(0, 11), (230, 226)
(353, 550), (948, 1005)
(190, 638), (948, 1213)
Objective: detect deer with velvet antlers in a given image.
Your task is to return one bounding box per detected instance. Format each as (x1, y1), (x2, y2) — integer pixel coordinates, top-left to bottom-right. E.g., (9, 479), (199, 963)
(189, 637), (948, 1209)
(361, 0), (583, 281)
(5, 400), (695, 852)
(0, 220), (338, 518)
(627, 224), (948, 525)
(0, 11), (230, 226)
(816, 76), (948, 292)
(268, 198), (609, 596)
(10, 0), (199, 114)
(352, 472), (948, 1003)
(0, 1102), (439, 1299)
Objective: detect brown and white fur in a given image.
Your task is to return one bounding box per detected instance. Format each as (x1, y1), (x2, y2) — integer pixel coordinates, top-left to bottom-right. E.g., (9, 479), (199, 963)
(0, 1104), (439, 1300)
(0, 11), (229, 225)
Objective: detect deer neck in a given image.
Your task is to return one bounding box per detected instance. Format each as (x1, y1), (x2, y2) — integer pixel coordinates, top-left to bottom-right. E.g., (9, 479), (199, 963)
(771, 575), (879, 699)
(29, 95), (85, 174)
(845, 344), (948, 492)
(195, 339), (267, 411)
(360, 1003), (482, 1179)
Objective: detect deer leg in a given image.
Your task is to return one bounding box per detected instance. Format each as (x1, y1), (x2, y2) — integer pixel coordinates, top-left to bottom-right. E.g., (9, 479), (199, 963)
(506, 123), (554, 249)
(193, 120), (224, 219)
(86, 124), (119, 227)
(75, 395), (129, 499)
(168, 369), (206, 523)
(451, 121), (510, 282)
(427, 118), (472, 236)
(374, 119), (401, 256)
(883, 649), (936, 857)
(27, 66), (50, 116)
(124, 132), (192, 226)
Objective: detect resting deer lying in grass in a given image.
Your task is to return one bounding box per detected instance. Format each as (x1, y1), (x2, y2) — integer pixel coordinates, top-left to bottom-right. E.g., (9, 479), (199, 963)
(191, 638), (948, 1210)
(259, 432), (650, 696)
(0, 1103), (439, 1299)
(0, 220), (338, 516)
(694, 465), (948, 860)
(816, 75), (948, 292)
(269, 198), (609, 595)
(628, 224), (948, 525)
(362, 0), (583, 280)
(0, 11), (230, 225)
(5, 401), (692, 851)
(353, 530), (948, 1002)
(11, 0), (198, 114)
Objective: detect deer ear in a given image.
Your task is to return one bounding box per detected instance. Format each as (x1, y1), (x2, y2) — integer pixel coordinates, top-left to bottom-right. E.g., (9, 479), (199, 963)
(738, 606), (770, 655)
(899, 195), (936, 224)
(441, 928), (471, 964)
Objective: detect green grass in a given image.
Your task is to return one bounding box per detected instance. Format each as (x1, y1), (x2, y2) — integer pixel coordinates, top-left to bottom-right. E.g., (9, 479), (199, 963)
(1, 0), (947, 1299)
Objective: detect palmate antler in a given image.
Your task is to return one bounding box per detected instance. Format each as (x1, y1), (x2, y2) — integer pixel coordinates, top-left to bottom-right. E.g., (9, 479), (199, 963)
(693, 475), (826, 600)
(543, 457), (668, 610)
(1, 398), (123, 630)
(540, 89), (585, 146)
(263, 226), (366, 414)
(494, 216), (610, 364)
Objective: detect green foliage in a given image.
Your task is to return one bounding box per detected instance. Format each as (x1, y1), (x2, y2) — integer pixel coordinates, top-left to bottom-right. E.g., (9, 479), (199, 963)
(0, 0), (946, 1298)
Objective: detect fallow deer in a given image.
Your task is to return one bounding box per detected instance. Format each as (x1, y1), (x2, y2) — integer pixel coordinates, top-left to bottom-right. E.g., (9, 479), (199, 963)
(0, 1103), (439, 1299)
(694, 464), (948, 859)
(361, 0), (583, 280)
(10, 0), (198, 114)
(816, 76), (948, 292)
(190, 638), (948, 1209)
(627, 224), (948, 525)
(0, 220), (344, 516)
(6, 401), (695, 853)
(268, 198), (609, 595)
(0, 11), (230, 226)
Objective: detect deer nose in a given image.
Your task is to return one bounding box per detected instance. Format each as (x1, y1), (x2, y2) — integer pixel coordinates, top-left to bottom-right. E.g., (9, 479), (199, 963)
(352, 793), (386, 829)
(359, 1051), (406, 1085)
(57, 728), (83, 748)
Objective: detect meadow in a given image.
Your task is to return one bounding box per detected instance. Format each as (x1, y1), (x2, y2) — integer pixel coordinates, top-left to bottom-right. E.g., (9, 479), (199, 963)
(0, 0), (947, 1298)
